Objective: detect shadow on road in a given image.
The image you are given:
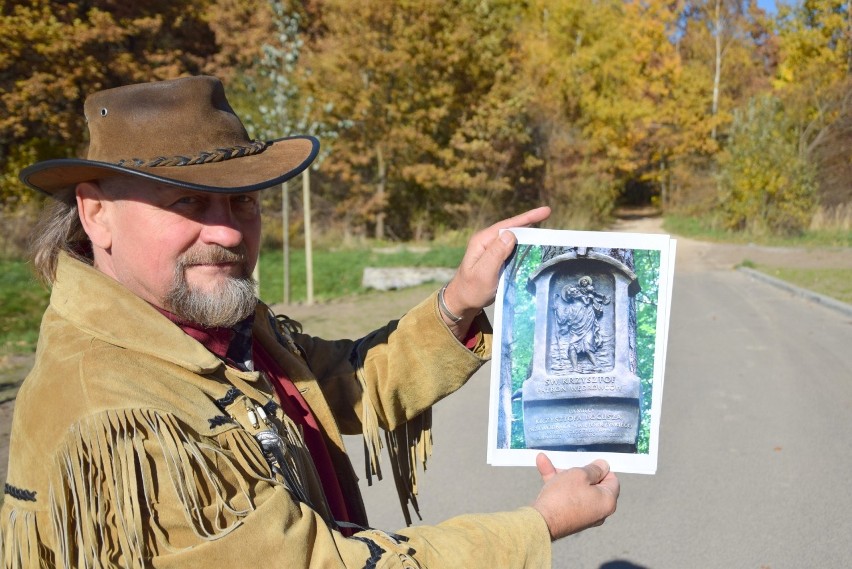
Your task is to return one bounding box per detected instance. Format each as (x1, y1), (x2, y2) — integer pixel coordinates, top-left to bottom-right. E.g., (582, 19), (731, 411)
(600, 560), (650, 569)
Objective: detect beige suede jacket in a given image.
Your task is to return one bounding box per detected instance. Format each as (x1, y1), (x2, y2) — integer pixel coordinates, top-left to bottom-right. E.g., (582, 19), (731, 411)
(1, 253), (551, 568)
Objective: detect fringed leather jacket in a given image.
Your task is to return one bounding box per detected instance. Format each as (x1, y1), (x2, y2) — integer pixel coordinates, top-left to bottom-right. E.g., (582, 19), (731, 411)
(1, 253), (550, 568)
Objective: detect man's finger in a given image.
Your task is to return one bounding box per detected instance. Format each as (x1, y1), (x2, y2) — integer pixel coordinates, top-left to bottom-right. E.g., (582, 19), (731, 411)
(536, 452), (557, 482)
(489, 206), (551, 232)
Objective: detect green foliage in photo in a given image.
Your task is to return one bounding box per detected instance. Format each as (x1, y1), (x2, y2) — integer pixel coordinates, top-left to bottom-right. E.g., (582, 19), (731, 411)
(507, 245), (542, 449)
(634, 248), (661, 454)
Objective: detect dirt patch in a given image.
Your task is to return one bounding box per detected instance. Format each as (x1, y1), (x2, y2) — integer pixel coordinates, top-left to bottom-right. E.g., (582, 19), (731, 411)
(271, 282), (443, 340)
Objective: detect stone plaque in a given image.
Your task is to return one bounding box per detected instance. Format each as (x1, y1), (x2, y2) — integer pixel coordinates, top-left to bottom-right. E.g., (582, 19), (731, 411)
(522, 249), (641, 452)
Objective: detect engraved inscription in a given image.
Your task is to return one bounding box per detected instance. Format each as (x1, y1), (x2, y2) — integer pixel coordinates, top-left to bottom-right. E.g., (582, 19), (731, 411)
(522, 400), (640, 448)
(528, 411), (633, 433)
(537, 375), (624, 394)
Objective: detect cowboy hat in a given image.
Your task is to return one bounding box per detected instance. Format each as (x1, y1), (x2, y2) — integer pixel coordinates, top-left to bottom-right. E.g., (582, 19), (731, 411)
(20, 75), (319, 195)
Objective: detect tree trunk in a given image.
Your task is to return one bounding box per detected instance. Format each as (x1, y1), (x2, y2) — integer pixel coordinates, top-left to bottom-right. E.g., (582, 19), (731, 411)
(497, 275), (515, 449)
(711, 0), (723, 141)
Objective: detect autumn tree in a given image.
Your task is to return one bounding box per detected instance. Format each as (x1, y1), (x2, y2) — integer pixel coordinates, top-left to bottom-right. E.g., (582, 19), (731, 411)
(660, 0), (777, 213)
(0, 0), (275, 205)
(299, 0), (541, 239)
(519, 0), (695, 225)
(718, 95), (817, 235)
(774, 0), (851, 209)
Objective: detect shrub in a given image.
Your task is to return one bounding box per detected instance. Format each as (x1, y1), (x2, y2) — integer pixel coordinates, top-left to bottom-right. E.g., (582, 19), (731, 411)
(717, 96), (817, 236)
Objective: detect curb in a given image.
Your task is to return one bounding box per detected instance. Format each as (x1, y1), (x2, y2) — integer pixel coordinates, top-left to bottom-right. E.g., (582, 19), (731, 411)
(737, 266), (852, 318)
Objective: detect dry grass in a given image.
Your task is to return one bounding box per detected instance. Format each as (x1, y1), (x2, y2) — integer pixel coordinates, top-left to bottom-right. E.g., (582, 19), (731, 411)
(0, 204), (39, 260)
(810, 203), (852, 233)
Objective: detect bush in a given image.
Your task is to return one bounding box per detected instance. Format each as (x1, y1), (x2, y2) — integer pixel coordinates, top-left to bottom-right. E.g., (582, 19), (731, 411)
(717, 96), (817, 236)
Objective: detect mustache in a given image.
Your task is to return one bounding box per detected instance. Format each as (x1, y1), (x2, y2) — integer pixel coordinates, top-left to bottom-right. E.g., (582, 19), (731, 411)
(178, 244), (249, 267)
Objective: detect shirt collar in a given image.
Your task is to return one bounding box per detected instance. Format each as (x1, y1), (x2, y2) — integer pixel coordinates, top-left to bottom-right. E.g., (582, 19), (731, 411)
(154, 307), (256, 371)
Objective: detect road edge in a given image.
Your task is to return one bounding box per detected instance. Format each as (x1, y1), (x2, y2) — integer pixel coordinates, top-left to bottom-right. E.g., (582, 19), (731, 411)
(737, 266), (852, 318)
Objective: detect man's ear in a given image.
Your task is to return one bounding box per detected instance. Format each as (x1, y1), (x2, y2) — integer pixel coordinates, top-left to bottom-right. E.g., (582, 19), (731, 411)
(76, 181), (113, 251)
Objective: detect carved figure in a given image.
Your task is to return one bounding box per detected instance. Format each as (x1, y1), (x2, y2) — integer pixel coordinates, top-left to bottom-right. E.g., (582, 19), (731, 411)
(553, 276), (611, 371)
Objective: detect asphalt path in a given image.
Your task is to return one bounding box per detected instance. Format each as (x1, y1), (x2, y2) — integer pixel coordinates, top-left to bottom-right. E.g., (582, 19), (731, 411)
(344, 254), (852, 568)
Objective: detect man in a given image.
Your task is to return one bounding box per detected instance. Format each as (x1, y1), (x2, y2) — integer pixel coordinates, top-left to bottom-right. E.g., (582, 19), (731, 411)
(1, 76), (618, 567)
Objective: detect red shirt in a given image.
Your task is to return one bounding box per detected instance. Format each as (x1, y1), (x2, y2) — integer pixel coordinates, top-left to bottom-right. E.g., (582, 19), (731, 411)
(156, 310), (354, 532)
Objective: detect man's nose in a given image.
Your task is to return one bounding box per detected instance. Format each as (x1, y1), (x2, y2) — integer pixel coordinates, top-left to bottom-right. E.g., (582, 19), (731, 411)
(199, 201), (247, 248)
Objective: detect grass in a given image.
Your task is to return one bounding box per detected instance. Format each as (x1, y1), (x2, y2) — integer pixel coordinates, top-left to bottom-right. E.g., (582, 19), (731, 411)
(0, 259), (49, 401)
(258, 244), (465, 304)
(0, 259), (49, 355)
(663, 213), (852, 248)
(741, 262), (852, 305)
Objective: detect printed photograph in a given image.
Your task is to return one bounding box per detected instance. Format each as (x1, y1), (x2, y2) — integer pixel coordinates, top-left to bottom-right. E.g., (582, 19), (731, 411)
(487, 228), (675, 474)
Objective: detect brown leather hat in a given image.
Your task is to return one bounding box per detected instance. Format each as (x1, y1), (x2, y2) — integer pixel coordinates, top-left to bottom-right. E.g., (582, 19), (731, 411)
(20, 75), (319, 195)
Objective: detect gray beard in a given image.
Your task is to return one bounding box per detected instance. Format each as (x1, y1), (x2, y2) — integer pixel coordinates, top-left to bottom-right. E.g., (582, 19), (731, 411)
(164, 245), (258, 328)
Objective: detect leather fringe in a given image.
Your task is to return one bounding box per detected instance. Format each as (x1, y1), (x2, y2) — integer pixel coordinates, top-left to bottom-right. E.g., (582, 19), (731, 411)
(1, 507), (40, 569)
(355, 366), (433, 527)
(385, 410), (432, 526)
(41, 409), (271, 567)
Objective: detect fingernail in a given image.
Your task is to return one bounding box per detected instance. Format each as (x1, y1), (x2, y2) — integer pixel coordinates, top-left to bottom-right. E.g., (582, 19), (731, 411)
(500, 231), (515, 245)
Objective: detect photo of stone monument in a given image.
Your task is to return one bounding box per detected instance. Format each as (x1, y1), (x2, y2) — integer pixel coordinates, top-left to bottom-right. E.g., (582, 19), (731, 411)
(522, 247), (642, 454)
(487, 228), (675, 474)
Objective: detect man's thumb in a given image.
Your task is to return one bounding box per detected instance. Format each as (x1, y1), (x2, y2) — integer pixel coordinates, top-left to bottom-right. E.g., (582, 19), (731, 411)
(536, 453), (557, 482)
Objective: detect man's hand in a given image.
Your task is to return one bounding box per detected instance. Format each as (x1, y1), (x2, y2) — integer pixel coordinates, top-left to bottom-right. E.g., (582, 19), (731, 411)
(440, 206), (550, 334)
(531, 453), (620, 541)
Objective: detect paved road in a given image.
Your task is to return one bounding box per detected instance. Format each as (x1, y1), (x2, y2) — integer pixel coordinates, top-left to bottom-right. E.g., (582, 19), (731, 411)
(345, 260), (852, 568)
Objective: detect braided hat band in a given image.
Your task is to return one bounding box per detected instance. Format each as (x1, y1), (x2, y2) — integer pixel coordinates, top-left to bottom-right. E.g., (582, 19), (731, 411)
(115, 140), (270, 168)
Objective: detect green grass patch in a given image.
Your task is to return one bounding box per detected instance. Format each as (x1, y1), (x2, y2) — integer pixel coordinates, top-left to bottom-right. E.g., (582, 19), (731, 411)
(0, 244), (465, 356)
(0, 259), (49, 355)
(258, 244), (464, 304)
(663, 213), (852, 248)
(751, 265), (852, 305)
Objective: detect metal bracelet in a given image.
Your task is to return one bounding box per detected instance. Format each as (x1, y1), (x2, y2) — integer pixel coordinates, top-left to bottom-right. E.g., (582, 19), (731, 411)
(438, 284), (464, 323)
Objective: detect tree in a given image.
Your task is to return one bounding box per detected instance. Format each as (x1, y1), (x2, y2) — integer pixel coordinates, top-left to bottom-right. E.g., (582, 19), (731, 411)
(300, 0), (539, 239)
(520, 0), (695, 223)
(774, 0), (851, 207)
(678, 0), (776, 141)
(0, 0), (271, 205)
(718, 95), (817, 235)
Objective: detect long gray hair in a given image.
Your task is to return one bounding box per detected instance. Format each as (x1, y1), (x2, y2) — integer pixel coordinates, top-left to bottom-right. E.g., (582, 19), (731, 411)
(29, 187), (92, 287)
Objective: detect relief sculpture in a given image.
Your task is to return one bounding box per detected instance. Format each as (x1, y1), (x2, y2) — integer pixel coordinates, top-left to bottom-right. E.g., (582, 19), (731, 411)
(552, 276), (611, 373)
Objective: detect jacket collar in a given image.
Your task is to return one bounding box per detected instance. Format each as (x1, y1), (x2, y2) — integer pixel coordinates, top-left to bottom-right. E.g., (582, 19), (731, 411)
(51, 252), (224, 374)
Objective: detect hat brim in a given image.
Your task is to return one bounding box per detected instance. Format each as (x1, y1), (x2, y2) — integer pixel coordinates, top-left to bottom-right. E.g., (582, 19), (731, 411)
(20, 135), (319, 195)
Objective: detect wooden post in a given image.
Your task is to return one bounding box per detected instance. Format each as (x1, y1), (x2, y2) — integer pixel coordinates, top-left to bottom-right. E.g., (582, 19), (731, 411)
(282, 181), (290, 305)
(303, 168), (314, 305)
